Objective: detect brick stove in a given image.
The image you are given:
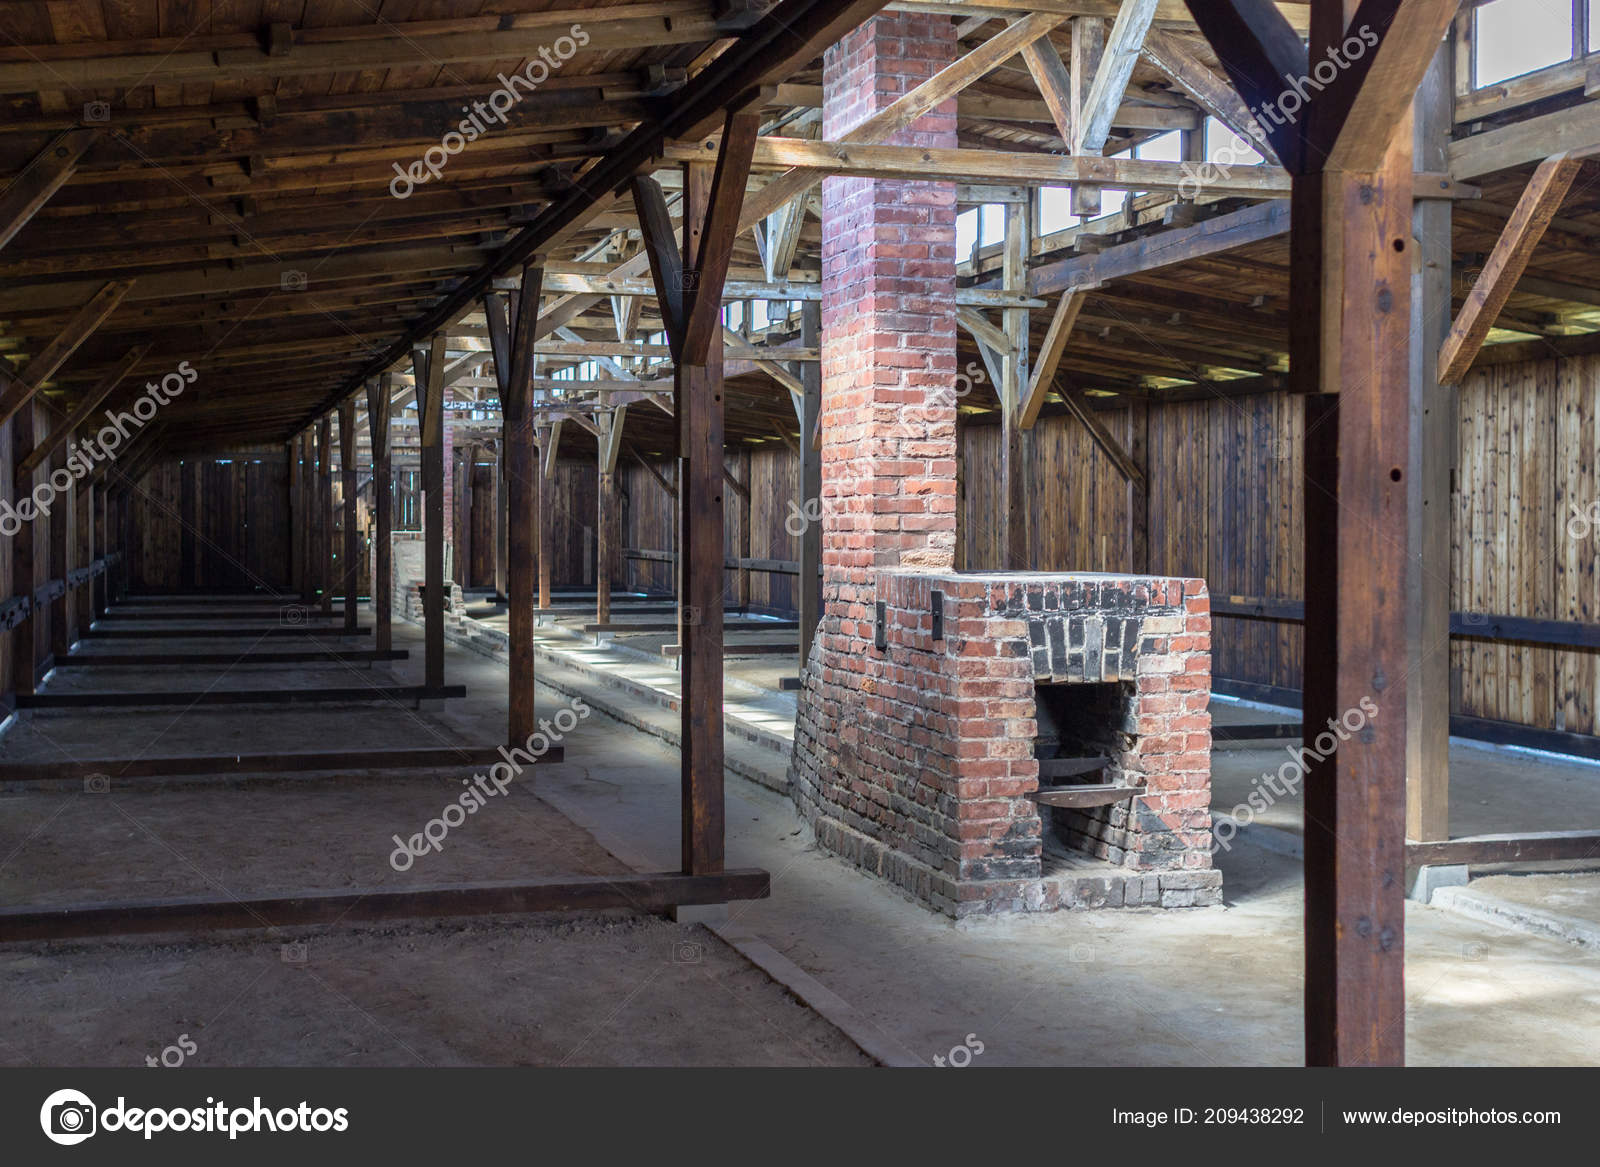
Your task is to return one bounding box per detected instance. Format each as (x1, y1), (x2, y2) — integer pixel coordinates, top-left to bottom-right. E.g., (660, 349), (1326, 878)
(789, 12), (1219, 915)
(791, 572), (1222, 916)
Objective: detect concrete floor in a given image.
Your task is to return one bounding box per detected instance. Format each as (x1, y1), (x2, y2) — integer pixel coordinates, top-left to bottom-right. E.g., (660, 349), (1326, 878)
(0, 612), (870, 1067)
(6, 598), (1599, 1066)
(436, 604), (1600, 1065)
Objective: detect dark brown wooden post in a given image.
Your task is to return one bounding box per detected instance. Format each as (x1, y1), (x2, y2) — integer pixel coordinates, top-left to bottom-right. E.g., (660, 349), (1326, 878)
(1295, 1), (1414, 1068)
(339, 397), (357, 632)
(1182, 0), (1454, 1069)
(632, 105), (757, 879)
(415, 336), (447, 690)
(77, 479), (94, 631)
(92, 482), (106, 618)
(595, 411), (618, 628)
(536, 425), (554, 611)
(366, 376), (393, 653)
(12, 403), (37, 696)
(298, 431), (315, 604)
(677, 157), (727, 875)
(503, 264), (543, 745)
(799, 300), (822, 667)
(48, 446), (69, 660)
(178, 458), (195, 591)
(316, 415), (332, 615)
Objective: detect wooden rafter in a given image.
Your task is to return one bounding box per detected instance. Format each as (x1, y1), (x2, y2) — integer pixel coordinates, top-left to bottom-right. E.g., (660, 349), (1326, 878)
(1076, 0), (1161, 154)
(1438, 153), (1584, 384)
(0, 129), (100, 253)
(1179, 0), (1307, 170)
(0, 280), (134, 430)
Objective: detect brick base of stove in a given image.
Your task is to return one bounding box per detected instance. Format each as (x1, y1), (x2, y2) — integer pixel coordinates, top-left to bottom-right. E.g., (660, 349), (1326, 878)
(790, 572), (1222, 918)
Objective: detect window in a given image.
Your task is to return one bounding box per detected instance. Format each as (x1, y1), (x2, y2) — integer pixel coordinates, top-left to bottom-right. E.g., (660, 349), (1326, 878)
(1037, 187), (1076, 235)
(1475, 0), (1573, 86)
(1204, 118), (1264, 167)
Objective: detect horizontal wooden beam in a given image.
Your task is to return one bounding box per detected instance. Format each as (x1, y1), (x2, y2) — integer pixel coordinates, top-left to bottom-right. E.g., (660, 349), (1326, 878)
(0, 870), (772, 942)
(669, 137), (1293, 195)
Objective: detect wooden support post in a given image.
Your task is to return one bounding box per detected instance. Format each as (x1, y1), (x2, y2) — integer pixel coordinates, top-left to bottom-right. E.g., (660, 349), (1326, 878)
(316, 416), (332, 615)
(595, 406), (627, 628)
(416, 337), (448, 690)
(76, 480), (94, 632)
(288, 439), (302, 598)
(13, 404), (37, 695)
(493, 445), (507, 601)
(677, 156), (727, 876)
(299, 432), (315, 604)
(1127, 399), (1150, 572)
(1001, 201), (1030, 569)
(366, 377), (393, 654)
(798, 300), (822, 667)
(504, 264), (543, 747)
(1070, 17), (1106, 217)
(92, 484), (106, 618)
(48, 446), (69, 659)
(1183, 0), (1456, 1068)
(339, 397), (357, 632)
(1407, 44), (1454, 845)
(536, 424), (555, 610)
(736, 448), (751, 613)
(457, 435), (473, 585)
(1294, 1), (1413, 1071)
(178, 459), (195, 591)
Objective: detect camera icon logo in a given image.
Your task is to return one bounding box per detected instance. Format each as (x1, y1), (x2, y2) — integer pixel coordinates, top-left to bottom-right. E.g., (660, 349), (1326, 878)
(83, 101), (110, 123)
(281, 941), (308, 964)
(84, 773), (110, 794)
(281, 605), (308, 627)
(675, 270), (700, 292)
(40, 1088), (97, 1145)
(280, 270), (308, 292)
(672, 941), (703, 964)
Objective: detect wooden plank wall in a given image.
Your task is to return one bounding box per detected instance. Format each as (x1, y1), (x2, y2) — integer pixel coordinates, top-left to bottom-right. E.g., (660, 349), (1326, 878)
(127, 455), (292, 591)
(479, 348), (1600, 739)
(613, 443), (800, 607)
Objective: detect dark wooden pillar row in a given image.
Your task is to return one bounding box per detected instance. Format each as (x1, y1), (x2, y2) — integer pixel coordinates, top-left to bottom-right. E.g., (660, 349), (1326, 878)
(798, 300), (822, 667)
(48, 446), (70, 658)
(414, 336), (448, 690)
(12, 404), (37, 696)
(366, 376), (393, 653)
(494, 445), (507, 602)
(338, 397), (358, 631)
(502, 265), (543, 746)
(316, 415), (332, 615)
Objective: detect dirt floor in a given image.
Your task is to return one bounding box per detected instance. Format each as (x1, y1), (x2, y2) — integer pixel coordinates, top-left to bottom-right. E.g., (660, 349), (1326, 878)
(0, 609), (874, 1068)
